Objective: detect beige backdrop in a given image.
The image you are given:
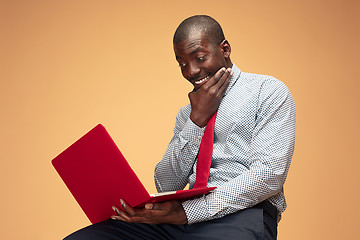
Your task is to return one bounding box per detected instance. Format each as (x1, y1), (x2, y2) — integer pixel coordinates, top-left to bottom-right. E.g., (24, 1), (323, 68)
(1, 0), (359, 239)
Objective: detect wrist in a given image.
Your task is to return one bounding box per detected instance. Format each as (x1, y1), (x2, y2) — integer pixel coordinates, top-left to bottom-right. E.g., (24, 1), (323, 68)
(177, 205), (188, 224)
(190, 112), (208, 127)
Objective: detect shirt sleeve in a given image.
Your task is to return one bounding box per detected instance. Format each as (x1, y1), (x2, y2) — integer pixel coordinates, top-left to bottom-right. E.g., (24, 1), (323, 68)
(154, 107), (206, 192)
(182, 78), (296, 224)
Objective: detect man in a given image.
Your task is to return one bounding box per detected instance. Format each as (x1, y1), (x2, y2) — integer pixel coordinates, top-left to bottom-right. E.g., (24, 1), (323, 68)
(65, 15), (295, 240)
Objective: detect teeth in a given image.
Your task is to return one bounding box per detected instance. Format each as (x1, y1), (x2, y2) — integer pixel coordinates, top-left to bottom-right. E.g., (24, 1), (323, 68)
(195, 75), (210, 84)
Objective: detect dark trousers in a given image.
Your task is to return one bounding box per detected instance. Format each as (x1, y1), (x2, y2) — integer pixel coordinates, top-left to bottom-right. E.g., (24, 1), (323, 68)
(64, 201), (277, 240)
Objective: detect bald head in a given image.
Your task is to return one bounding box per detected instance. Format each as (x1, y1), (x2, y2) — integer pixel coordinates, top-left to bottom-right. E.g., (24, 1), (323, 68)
(173, 15), (225, 47)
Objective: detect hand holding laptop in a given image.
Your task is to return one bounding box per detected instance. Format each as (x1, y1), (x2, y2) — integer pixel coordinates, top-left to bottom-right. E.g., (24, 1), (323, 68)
(111, 199), (187, 225)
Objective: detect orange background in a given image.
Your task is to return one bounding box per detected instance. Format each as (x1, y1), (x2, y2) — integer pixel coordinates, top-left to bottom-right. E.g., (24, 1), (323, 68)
(1, 0), (359, 239)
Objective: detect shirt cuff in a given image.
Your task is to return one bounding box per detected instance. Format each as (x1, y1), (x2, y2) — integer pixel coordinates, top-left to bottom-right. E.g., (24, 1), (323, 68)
(179, 118), (205, 144)
(182, 196), (210, 224)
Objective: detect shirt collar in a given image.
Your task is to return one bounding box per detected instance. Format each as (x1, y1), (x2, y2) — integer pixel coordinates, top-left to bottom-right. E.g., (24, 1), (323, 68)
(224, 63), (241, 96)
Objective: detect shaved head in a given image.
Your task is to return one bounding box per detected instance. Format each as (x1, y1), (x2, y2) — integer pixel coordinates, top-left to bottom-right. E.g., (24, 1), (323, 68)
(173, 15), (225, 47)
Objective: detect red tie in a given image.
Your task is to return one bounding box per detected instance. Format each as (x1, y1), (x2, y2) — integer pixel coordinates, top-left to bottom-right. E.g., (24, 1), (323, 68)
(193, 112), (217, 189)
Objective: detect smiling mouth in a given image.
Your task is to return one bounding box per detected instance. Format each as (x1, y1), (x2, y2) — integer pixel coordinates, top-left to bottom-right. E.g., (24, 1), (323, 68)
(194, 75), (211, 85)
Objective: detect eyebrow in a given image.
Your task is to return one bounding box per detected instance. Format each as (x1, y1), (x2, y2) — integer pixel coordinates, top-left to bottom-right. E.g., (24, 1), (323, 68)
(190, 47), (203, 55)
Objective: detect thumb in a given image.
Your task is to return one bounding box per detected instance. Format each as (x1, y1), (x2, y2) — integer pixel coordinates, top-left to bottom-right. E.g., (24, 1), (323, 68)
(145, 202), (167, 211)
(145, 203), (154, 210)
(188, 90), (198, 102)
(188, 91), (193, 99)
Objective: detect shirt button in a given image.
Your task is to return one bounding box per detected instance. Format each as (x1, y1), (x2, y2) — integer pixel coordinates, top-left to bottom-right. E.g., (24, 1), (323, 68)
(198, 136), (202, 139)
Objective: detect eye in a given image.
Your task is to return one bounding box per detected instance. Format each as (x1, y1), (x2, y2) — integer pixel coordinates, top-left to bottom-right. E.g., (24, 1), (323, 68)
(196, 56), (206, 62)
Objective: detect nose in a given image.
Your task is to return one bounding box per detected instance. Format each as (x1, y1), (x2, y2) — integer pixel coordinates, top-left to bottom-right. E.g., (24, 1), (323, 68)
(186, 63), (200, 79)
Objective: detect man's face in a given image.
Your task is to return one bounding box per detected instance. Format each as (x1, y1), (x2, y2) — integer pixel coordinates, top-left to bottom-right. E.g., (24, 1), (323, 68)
(173, 31), (230, 91)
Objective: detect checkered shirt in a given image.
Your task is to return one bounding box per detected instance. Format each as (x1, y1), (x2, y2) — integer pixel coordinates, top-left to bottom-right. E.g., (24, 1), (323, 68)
(154, 64), (295, 224)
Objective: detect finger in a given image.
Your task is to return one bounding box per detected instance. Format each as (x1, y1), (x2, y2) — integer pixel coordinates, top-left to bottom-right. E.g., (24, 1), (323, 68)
(112, 206), (121, 215)
(113, 211), (156, 224)
(218, 69), (233, 92)
(112, 205), (131, 220)
(145, 203), (154, 210)
(203, 67), (226, 88)
(205, 68), (230, 96)
(111, 214), (129, 221)
(145, 202), (165, 211)
(214, 68), (232, 95)
(120, 199), (136, 216)
(217, 76), (231, 100)
(214, 68), (232, 89)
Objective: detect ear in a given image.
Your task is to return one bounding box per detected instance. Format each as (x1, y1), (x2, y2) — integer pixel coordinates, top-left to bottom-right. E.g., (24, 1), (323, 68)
(220, 40), (231, 58)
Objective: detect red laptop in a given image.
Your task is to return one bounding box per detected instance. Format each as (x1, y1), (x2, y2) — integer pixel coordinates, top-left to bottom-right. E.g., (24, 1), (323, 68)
(52, 124), (216, 224)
